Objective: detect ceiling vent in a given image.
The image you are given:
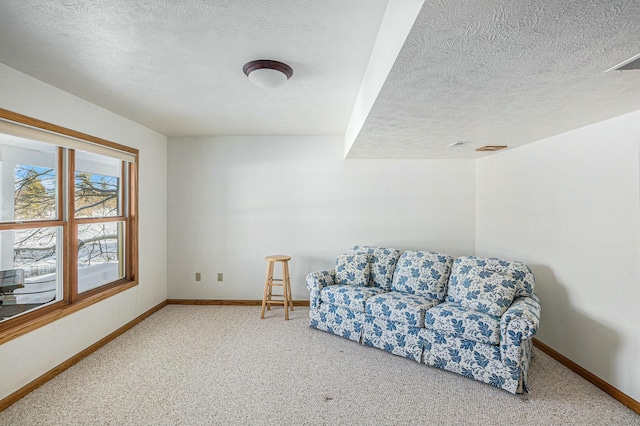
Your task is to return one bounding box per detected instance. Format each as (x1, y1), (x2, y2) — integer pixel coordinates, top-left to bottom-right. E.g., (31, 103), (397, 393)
(476, 145), (507, 152)
(605, 52), (640, 72)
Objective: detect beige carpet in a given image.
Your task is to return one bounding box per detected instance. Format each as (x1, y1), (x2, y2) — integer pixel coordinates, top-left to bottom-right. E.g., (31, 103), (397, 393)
(1, 305), (638, 425)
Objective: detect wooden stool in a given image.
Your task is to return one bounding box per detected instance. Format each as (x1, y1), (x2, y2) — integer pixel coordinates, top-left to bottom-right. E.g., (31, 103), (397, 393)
(261, 255), (293, 320)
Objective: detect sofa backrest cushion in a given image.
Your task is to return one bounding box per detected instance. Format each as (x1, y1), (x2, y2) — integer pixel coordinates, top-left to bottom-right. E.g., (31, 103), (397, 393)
(391, 250), (453, 300)
(446, 267), (518, 317)
(450, 256), (535, 298)
(349, 246), (401, 290)
(335, 252), (371, 286)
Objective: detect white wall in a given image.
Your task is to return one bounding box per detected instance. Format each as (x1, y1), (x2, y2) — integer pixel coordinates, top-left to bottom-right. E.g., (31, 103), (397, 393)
(168, 135), (476, 300)
(476, 110), (640, 401)
(0, 64), (168, 400)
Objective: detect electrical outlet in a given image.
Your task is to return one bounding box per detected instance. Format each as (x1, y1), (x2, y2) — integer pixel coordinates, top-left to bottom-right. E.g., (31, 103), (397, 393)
(195, 272), (201, 282)
(217, 273), (223, 282)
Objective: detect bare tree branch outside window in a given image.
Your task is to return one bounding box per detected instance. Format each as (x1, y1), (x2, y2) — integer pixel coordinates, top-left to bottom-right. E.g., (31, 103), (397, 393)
(12, 166), (121, 277)
(75, 171), (121, 268)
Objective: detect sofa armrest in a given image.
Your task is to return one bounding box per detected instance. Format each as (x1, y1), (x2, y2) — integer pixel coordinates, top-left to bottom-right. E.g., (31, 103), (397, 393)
(500, 294), (541, 344)
(306, 269), (336, 308)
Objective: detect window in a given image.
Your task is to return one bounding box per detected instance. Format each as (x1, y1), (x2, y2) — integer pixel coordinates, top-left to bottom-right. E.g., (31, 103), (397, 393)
(0, 109), (138, 343)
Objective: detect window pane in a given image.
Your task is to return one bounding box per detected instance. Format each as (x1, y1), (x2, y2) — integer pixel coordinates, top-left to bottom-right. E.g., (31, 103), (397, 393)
(0, 137), (57, 222)
(15, 165), (57, 221)
(0, 226), (62, 322)
(75, 150), (121, 218)
(78, 221), (124, 293)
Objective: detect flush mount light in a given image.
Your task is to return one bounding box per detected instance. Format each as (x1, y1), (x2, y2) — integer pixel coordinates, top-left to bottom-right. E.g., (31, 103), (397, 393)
(243, 59), (293, 89)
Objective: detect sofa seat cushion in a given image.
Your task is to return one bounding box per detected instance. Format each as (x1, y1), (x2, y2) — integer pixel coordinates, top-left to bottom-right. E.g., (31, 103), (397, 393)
(424, 302), (501, 345)
(335, 252), (371, 286)
(447, 267), (517, 317)
(391, 250), (453, 301)
(365, 292), (441, 327)
(320, 285), (386, 312)
(349, 246), (401, 291)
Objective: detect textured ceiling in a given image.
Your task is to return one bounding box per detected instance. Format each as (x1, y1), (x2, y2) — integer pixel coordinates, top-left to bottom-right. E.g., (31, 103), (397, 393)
(349, 0), (640, 158)
(1, 1), (640, 159)
(0, 0), (389, 137)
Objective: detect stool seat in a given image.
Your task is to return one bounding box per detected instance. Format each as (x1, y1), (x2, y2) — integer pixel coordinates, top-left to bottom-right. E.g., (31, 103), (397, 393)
(265, 255), (291, 262)
(261, 255), (293, 320)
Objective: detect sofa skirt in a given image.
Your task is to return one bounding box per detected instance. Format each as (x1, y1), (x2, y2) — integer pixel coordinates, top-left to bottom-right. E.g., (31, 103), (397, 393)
(419, 328), (529, 394)
(362, 316), (423, 362)
(309, 306), (533, 394)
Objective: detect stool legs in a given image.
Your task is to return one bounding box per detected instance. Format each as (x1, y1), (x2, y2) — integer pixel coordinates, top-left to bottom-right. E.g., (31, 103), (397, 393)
(261, 257), (293, 320)
(261, 260), (274, 319)
(282, 259), (293, 313)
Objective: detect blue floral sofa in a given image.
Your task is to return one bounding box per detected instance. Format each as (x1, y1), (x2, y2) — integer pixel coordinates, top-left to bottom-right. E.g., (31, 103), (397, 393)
(306, 246), (541, 394)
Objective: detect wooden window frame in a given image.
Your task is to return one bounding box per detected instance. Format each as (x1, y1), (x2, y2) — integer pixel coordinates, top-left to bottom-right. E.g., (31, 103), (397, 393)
(0, 108), (139, 345)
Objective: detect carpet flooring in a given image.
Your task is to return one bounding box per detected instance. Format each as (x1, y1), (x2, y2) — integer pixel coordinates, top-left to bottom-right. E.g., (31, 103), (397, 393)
(1, 305), (638, 425)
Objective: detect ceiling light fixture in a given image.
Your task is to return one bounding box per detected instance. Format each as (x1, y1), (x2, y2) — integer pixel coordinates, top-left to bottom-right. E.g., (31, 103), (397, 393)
(243, 60), (293, 89)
